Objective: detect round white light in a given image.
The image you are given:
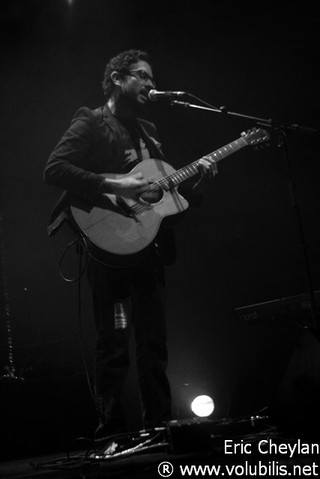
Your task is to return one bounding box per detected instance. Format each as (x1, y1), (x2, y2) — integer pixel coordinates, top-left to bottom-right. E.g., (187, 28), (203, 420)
(191, 395), (214, 417)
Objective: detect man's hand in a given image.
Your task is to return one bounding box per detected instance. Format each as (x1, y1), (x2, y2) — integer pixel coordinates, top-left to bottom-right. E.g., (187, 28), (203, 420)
(199, 157), (218, 178)
(106, 173), (151, 204)
(193, 157), (218, 191)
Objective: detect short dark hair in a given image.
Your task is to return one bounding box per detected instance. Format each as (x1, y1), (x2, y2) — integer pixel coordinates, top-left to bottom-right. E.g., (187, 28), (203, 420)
(102, 49), (152, 99)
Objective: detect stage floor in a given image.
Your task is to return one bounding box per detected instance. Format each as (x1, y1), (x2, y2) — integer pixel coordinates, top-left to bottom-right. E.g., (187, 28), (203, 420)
(1, 418), (319, 479)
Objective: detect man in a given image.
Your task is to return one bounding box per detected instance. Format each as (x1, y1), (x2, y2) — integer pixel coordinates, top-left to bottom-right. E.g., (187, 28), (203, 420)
(44, 49), (216, 438)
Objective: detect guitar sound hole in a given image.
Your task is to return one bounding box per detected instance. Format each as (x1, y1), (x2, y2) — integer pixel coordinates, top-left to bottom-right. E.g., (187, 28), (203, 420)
(140, 184), (163, 204)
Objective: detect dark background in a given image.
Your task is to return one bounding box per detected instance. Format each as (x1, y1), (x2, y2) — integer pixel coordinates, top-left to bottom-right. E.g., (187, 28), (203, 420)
(1, 0), (320, 458)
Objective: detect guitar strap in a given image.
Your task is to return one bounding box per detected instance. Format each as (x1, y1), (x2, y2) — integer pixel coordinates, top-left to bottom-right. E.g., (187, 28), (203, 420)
(136, 121), (166, 162)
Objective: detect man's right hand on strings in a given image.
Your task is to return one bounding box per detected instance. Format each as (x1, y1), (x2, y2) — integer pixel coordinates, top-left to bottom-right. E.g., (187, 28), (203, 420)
(103, 172), (151, 203)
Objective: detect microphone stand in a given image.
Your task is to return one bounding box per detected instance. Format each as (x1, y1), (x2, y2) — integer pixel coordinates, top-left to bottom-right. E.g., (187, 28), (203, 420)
(172, 99), (319, 331)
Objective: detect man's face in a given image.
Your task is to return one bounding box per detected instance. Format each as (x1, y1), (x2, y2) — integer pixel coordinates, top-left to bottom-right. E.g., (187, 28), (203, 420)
(121, 60), (155, 106)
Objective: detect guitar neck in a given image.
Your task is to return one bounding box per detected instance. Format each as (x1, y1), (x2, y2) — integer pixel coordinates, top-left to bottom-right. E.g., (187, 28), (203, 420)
(160, 136), (247, 191)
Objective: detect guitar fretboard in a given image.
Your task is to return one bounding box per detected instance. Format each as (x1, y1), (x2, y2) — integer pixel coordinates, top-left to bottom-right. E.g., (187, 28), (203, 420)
(158, 136), (247, 191)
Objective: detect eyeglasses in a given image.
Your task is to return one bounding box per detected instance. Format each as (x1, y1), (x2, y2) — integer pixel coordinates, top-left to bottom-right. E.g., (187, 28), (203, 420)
(126, 69), (156, 87)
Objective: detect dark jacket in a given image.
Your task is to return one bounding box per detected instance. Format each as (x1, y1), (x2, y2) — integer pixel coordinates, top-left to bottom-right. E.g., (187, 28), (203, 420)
(44, 105), (177, 264)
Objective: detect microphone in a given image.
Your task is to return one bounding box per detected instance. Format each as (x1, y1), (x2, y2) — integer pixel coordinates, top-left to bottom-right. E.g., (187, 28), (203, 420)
(148, 89), (187, 101)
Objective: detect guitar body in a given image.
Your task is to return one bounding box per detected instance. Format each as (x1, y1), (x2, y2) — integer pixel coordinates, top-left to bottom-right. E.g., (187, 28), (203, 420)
(70, 159), (189, 267)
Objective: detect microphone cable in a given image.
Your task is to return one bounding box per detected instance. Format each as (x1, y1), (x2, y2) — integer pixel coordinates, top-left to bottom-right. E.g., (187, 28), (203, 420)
(58, 235), (98, 410)
(186, 92), (221, 111)
(58, 235), (88, 284)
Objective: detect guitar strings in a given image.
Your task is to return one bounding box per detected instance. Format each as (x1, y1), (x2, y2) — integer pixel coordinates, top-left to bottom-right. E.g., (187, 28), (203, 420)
(118, 133), (261, 215)
(129, 153), (223, 214)
(128, 156), (220, 214)
(129, 161), (202, 214)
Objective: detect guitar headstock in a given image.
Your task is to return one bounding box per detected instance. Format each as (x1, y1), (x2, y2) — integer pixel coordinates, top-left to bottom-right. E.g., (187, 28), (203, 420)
(241, 127), (270, 147)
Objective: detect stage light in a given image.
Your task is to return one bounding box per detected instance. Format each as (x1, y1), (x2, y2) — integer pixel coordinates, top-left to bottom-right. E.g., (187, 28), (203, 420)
(191, 395), (214, 417)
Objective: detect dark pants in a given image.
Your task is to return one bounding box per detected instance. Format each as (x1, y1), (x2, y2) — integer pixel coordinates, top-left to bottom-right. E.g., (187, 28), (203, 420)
(87, 249), (171, 431)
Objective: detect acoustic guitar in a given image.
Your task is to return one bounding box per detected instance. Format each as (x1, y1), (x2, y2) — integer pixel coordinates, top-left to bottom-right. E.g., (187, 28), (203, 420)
(70, 128), (269, 267)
